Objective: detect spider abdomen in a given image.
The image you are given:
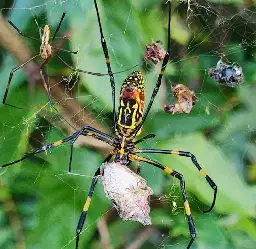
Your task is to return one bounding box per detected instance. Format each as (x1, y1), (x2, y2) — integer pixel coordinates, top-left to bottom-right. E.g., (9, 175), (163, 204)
(116, 71), (145, 139)
(40, 25), (52, 59)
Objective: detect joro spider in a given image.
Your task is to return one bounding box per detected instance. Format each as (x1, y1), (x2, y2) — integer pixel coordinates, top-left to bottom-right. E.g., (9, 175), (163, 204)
(1, 1), (217, 249)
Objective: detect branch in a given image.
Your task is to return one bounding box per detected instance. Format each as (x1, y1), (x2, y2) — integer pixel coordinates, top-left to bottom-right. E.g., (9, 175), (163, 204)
(126, 227), (156, 249)
(97, 217), (113, 249)
(0, 13), (112, 153)
(0, 179), (26, 249)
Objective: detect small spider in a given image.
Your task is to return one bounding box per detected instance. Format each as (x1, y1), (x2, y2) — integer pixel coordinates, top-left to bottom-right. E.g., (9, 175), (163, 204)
(164, 84), (198, 114)
(3, 13), (77, 108)
(1, 1), (217, 249)
(208, 59), (244, 87)
(4, 13), (137, 108)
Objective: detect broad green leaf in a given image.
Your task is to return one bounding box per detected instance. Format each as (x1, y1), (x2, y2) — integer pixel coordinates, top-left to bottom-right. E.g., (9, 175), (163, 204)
(0, 86), (46, 177)
(215, 86), (256, 140)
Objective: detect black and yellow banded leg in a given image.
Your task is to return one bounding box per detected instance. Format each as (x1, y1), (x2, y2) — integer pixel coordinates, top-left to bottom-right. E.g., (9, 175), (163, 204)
(0, 126), (115, 171)
(75, 152), (113, 249)
(76, 168), (100, 249)
(134, 0), (171, 136)
(136, 149), (217, 213)
(68, 127), (116, 172)
(93, 0), (116, 130)
(134, 133), (156, 145)
(66, 129), (113, 173)
(0, 132), (78, 169)
(129, 155), (196, 249)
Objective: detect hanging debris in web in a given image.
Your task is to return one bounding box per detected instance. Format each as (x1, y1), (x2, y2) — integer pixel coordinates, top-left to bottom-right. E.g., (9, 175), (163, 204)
(208, 59), (244, 87)
(164, 84), (198, 114)
(144, 40), (166, 64)
(101, 162), (153, 225)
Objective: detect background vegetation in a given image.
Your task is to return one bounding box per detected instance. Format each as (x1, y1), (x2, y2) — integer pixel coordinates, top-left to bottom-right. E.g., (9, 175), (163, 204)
(0, 0), (256, 249)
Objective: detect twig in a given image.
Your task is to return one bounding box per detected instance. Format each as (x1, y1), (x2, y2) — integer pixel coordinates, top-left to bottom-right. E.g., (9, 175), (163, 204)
(126, 227), (156, 249)
(97, 217), (113, 249)
(0, 13), (112, 153)
(0, 179), (26, 249)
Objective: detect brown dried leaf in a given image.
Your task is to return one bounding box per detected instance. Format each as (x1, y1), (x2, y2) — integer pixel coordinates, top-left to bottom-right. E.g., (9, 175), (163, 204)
(164, 84), (197, 114)
(144, 40), (166, 64)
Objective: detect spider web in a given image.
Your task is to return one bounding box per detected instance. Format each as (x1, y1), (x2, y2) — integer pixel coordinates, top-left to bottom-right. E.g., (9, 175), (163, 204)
(0, 0), (255, 249)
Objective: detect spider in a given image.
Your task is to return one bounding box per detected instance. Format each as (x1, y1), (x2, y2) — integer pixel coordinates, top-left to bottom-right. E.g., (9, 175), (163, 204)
(3, 12), (137, 109)
(0, 1), (217, 249)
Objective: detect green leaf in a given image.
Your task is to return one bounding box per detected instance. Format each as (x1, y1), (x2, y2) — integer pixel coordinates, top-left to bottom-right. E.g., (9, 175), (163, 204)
(215, 86), (256, 141)
(0, 86), (46, 177)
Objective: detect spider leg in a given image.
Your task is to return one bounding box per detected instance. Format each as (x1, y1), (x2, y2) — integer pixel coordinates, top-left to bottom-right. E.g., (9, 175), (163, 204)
(76, 168), (100, 249)
(55, 54), (138, 77)
(134, 1), (171, 135)
(3, 54), (40, 109)
(75, 152), (113, 249)
(8, 20), (40, 42)
(50, 13), (79, 54)
(51, 12), (66, 42)
(135, 133), (156, 145)
(0, 126), (115, 171)
(136, 149), (217, 213)
(0, 131), (79, 169)
(93, 0), (117, 130)
(39, 65), (54, 106)
(129, 155), (196, 249)
(68, 129), (115, 173)
(52, 47), (78, 54)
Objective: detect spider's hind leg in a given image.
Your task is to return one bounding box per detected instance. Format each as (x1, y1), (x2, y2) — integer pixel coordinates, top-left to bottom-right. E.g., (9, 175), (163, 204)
(129, 155), (196, 249)
(136, 149), (217, 213)
(75, 152), (114, 249)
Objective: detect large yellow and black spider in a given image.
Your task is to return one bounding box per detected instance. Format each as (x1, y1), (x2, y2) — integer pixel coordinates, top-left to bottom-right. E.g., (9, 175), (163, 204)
(0, 1), (217, 248)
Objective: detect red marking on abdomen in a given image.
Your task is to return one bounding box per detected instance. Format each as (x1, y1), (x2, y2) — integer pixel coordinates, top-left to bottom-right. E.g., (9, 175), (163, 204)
(121, 89), (145, 111)
(121, 89), (137, 100)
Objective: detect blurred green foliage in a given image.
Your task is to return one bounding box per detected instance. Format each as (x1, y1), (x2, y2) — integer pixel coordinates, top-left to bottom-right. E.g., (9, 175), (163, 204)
(0, 0), (256, 249)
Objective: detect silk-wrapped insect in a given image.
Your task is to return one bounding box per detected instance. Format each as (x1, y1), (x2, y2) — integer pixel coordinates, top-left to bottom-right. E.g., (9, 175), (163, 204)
(208, 59), (244, 87)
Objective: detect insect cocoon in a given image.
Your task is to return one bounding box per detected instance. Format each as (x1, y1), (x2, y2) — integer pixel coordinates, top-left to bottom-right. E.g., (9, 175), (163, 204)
(101, 162), (153, 225)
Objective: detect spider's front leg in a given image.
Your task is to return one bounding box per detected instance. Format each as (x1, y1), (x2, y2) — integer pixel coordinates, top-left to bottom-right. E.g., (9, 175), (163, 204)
(136, 148), (217, 213)
(0, 126), (115, 173)
(129, 155), (196, 249)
